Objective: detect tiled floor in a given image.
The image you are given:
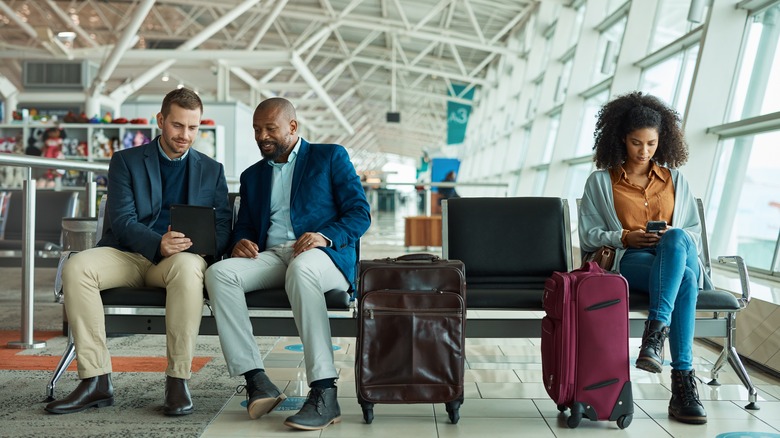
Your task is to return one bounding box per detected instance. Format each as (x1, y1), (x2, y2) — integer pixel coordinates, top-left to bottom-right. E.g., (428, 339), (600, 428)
(201, 204), (780, 437)
(202, 334), (780, 437)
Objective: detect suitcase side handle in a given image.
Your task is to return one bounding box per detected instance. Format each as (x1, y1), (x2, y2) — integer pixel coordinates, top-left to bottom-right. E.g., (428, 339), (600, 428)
(391, 253), (441, 263)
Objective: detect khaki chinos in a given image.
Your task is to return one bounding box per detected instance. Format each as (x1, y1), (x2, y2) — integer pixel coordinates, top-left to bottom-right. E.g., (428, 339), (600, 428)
(62, 246), (207, 379)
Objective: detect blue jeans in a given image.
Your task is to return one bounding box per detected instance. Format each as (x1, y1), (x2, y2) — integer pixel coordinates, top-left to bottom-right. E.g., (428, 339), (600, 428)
(619, 228), (700, 371)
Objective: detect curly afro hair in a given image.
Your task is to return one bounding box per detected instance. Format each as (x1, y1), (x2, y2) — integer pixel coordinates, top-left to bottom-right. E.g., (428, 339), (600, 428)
(592, 91), (688, 169)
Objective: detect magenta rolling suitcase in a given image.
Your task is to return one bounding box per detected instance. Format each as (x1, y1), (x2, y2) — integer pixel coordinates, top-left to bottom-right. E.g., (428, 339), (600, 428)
(541, 261), (634, 429)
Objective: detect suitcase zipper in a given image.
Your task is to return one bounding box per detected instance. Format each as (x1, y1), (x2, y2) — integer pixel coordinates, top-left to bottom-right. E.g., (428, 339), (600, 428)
(367, 308), (463, 319)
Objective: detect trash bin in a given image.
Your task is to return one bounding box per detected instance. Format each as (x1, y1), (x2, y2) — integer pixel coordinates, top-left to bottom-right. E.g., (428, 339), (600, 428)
(61, 217), (98, 251)
(60, 217), (97, 335)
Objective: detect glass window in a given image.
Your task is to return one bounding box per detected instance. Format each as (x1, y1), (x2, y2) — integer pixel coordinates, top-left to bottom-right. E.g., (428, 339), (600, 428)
(526, 81), (542, 119)
(649, 0), (702, 52)
(565, 161), (594, 249)
(542, 112), (561, 163)
(555, 57), (574, 104)
(708, 131), (780, 273)
(593, 16), (628, 83)
(540, 34), (554, 72)
(532, 167), (549, 196)
(575, 90), (609, 156)
(673, 44), (698, 115)
(505, 126), (531, 173)
(640, 56), (680, 107)
(508, 174), (522, 197)
(639, 44), (699, 115)
(569, 4), (587, 48)
(729, 4), (780, 121)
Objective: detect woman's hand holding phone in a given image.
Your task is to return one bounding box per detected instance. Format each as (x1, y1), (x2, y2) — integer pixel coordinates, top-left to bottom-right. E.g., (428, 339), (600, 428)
(624, 222), (666, 248)
(646, 220), (668, 235)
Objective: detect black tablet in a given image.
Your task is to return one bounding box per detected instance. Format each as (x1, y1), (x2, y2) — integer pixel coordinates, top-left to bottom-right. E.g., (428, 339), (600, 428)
(169, 204), (217, 256)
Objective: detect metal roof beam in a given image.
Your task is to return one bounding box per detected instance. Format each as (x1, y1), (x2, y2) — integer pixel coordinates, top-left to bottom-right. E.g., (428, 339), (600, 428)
(280, 7), (522, 57)
(291, 52), (354, 135)
(90, 0), (156, 98)
(109, 0), (262, 102)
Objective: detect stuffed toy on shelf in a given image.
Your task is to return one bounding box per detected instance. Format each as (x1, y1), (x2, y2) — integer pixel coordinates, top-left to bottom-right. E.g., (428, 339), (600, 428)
(39, 127), (66, 188)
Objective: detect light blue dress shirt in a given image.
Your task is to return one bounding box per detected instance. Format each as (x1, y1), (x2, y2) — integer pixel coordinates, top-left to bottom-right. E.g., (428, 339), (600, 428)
(265, 138), (301, 249)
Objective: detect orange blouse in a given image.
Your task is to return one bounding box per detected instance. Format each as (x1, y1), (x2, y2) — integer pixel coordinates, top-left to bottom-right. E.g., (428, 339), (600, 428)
(609, 162), (675, 239)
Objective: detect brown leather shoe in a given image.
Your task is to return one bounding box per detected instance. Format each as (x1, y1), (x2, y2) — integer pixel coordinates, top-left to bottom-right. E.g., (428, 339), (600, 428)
(44, 374), (114, 414)
(163, 376), (194, 416)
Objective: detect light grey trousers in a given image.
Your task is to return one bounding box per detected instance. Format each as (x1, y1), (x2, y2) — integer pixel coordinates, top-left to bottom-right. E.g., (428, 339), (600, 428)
(204, 243), (348, 385)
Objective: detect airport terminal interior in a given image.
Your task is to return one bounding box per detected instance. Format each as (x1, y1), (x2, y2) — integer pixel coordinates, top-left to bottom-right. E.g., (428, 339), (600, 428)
(2, 0), (780, 437)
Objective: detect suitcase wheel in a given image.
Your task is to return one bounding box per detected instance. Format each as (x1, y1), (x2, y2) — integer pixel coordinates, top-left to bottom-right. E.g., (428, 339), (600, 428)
(357, 396), (374, 424)
(566, 403), (583, 428)
(617, 414), (632, 429)
(556, 404), (567, 413)
(445, 398), (463, 424)
(362, 406), (374, 424)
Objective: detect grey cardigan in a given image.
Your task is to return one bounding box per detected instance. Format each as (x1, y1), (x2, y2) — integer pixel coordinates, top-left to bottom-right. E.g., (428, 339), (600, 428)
(578, 167), (709, 288)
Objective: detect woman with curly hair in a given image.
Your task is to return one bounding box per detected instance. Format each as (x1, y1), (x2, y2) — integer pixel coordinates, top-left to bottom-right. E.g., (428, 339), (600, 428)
(579, 91), (707, 424)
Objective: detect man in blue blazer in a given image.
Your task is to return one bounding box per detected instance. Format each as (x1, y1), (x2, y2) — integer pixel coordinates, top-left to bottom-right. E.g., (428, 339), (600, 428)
(205, 97), (370, 431)
(45, 88), (231, 417)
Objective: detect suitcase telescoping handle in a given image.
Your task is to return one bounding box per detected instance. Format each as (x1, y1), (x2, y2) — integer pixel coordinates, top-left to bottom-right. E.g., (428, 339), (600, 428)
(387, 253), (441, 263)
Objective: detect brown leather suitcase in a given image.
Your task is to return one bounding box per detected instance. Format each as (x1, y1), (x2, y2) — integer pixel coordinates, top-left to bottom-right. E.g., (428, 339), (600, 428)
(355, 253), (466, 424)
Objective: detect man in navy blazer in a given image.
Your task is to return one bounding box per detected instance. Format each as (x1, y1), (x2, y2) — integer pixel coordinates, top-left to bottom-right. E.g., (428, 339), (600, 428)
(46, 88), (231, 417)
(205, 97), (370, 431)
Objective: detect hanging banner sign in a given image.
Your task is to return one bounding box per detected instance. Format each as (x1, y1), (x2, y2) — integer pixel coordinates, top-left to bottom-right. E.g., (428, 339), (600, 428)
(446, 84), (475, 145)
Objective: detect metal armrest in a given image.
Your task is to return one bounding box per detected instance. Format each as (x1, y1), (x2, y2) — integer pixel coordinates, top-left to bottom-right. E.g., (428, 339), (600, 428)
(717, 255), (751, 309)
(53, 251), (78, 304)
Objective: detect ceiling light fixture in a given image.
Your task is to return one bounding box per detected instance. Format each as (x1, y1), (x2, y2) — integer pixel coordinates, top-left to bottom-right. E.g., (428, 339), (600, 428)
(56, 31), (76, 42)
(176, 82), (184, 89)
(161, 72), (170, 82)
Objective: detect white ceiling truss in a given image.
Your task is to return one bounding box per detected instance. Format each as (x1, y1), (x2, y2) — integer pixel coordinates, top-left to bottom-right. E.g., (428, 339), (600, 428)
(0, 0), (536, 171)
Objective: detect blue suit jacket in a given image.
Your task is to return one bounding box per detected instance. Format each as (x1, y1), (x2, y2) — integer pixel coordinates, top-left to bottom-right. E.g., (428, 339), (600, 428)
(231, 139), (371, 290)
(98, 138), (232, 263)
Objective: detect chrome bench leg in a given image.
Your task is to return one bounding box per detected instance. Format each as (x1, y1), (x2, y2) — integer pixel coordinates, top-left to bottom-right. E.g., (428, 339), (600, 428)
(45, 331), (76, 402)
(710, 313), (759, 410)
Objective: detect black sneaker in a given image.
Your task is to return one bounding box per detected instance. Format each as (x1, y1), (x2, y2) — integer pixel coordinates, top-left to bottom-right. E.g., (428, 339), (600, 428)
(235, 371), (286, 419)
(283, 387), (341, 430)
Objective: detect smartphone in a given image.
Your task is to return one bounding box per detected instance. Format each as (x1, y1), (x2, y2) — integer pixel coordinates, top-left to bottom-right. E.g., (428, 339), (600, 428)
(646, 220), (667, 234)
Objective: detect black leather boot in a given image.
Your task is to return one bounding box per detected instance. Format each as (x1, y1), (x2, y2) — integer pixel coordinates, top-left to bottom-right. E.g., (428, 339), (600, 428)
(163, 376), (194, 416)
(636, 319), (669, 373)
(283, 387), (341, 431)
(237, 371), (286, 419)
(669, 369), (707, 424)
(44, 374), (114, 414)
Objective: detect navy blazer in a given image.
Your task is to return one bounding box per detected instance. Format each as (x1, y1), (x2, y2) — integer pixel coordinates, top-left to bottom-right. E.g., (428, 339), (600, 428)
(232, 139), (371, 290)
(98, 138), (232, 263)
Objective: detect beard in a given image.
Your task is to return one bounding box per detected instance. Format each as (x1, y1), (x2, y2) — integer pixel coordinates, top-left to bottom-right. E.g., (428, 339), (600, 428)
(258, 140), (288, 161)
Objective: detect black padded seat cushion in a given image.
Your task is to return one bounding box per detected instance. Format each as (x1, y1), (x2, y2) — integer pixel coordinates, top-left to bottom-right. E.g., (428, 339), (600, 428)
(465, 277), (548, 309)
(466, 281), (741, 312)
(99, 286), (351, 310)
(628, 287), (741, 312)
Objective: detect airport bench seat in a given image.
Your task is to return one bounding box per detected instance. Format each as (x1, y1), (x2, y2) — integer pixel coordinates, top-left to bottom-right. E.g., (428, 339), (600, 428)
(442, 196), (756, 409)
